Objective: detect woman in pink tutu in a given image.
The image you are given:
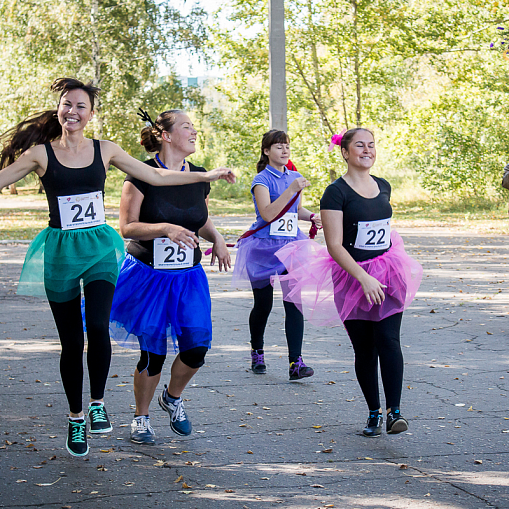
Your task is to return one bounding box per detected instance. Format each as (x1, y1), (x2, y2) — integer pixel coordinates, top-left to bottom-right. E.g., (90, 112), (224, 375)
(274, 128), (422, 436)
(232, 129), (321, 380)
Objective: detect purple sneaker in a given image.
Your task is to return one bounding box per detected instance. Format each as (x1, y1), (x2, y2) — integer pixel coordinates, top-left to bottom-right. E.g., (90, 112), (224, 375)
(289, 356), (314, 381)
(251, 349), (266, 374)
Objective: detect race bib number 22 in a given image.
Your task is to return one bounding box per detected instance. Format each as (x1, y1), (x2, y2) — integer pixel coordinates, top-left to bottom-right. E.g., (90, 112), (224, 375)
(354, 218), (391, 250)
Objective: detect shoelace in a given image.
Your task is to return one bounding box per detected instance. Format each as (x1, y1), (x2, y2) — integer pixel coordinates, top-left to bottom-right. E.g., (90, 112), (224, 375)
(135, 417), (154, 434)
(70, 421), (86, 443)
(171, 399), (187, 422)
(252, 351), (265, 364)
(90, 406), (108, 423)
(290, 357), (306, 373)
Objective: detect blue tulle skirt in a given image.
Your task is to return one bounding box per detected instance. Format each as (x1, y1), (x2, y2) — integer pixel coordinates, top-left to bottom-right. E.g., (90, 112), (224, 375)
(109, 254), (212, 355)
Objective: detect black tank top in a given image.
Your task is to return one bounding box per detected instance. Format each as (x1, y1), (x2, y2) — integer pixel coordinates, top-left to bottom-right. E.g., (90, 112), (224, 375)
(41, 140), (106, 228)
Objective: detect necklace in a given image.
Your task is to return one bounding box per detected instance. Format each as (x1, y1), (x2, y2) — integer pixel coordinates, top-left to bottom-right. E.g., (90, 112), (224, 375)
(155, 153), (185, 171)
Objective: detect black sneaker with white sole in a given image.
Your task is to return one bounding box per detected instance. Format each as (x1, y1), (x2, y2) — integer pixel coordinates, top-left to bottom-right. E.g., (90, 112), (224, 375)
(363, 411), (383, 437)
(88, 402), (113, 433)
(386, 408), (408, 434)
(66, 419), (89, 457)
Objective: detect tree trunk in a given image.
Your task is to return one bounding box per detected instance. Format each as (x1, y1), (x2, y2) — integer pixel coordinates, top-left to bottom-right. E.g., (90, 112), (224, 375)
(91, 0), (103, 139)
(352, 0), (361, 127)
(9, 183), (17, 195)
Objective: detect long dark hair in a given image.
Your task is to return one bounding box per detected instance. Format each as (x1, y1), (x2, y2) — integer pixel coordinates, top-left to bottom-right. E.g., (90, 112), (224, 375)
(256, 129), (290, 173)
(0, 78), (100, 169)
(139, 109), (184, 153)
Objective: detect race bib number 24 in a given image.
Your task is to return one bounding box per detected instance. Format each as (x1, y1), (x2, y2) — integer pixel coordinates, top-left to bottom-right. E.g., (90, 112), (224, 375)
(58, 191), (105, 231)
(354, 218), (391, 250)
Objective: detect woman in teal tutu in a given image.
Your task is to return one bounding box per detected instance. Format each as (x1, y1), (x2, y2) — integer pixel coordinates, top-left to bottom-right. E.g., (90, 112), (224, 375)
(0, 78), (234, 457)
(109, 109), (230, 444)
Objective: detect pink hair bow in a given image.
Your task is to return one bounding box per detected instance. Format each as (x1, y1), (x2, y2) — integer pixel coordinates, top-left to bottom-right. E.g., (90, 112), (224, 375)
(328, 129), (347, 152)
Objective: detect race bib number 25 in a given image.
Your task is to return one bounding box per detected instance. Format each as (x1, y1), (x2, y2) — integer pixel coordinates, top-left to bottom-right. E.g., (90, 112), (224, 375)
(153, 238), (194, 269)
(354, 218), (391, 250)
(58, 191), (105, 231)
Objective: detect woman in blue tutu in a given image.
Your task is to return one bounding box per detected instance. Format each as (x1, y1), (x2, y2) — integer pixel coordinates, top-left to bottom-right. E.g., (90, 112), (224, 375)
(0, 78), (234, 457)
(231, 129), (321, 379)
(109, 109), (231, 444)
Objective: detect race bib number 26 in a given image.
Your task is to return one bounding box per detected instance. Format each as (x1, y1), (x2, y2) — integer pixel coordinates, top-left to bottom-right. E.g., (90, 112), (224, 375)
(354, 218), (391, 250)
(153, 238), (194, 269)
(58, 191), (105, 231)
(270, 212), (298, 237)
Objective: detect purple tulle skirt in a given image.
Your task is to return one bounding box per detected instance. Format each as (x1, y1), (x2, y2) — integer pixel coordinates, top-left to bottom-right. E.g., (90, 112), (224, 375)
(272, 231), (422, 324)
(231, 231), (307, 289)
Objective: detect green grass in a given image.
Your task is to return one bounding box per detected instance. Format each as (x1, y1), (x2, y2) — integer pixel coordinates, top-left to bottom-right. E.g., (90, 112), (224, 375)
(2, 188), (508, 240)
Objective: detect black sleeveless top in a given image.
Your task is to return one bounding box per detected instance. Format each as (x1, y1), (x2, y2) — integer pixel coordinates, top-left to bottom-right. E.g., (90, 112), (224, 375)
(125, 159), (210, 267)
(41, 140), (106, 228)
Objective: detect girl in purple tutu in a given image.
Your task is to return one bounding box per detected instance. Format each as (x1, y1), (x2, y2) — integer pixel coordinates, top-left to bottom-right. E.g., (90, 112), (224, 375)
(109, 109), (231, 444)
(232, 129), (321, 380)
(274, 128), (422, 436)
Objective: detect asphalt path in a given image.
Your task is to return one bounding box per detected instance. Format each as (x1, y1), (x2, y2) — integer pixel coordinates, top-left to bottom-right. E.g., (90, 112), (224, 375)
(1, 219), (508, 509)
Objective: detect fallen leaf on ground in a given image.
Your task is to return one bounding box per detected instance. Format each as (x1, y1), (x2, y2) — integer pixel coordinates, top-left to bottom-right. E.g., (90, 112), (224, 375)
(399, 464), (408, 469)
(205, 484), (216, 488)
(174, 475), (183, 483)
(182, 482), (192, 489)
(296, 472), (307, 476)
(321, 449), (333, 453)
(247, 450), (253, 454)
(224, 489), (235, 493)
(310, 484), (324, 488)
(312, 425), (322, 429)
(474, 459), (483, 464)
(16, 480), (27, 483)
(96, 465), (107, 471)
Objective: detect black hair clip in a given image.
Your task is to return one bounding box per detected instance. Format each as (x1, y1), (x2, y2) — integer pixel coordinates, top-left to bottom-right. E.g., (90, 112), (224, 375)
(137, 108), (154, 127)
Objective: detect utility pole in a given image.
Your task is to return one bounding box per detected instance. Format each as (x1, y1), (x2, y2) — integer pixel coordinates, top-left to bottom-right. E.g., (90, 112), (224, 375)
(269, 0), (287, 132)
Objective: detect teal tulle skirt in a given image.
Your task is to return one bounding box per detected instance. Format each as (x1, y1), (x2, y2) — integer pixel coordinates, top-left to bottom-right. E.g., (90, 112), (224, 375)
(17, 224), (125, 302)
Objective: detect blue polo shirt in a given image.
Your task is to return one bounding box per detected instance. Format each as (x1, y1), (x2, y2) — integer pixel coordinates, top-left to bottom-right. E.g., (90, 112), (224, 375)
(249, 165), (303, 239)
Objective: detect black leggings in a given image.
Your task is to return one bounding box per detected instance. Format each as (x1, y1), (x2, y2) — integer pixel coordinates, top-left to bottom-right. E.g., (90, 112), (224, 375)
(48, 280), (115, 414)
(343, 312), (403, 411)
(249, 284), (304, 362)
(137, 346), (208, 377)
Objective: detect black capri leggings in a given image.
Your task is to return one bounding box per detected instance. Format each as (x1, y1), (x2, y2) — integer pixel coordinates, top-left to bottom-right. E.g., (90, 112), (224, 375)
(249, 283), (304, 362)
(343, 312), (404, 411)
(137, 346), (208, 377)
(48, 280), (115, 415)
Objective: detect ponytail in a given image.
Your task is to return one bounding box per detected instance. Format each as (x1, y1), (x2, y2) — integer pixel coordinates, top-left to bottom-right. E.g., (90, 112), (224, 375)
(256, 129), (290, 173)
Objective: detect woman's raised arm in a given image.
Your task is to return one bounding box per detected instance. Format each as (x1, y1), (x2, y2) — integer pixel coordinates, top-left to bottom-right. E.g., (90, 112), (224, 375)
(102, 141), (235, 186)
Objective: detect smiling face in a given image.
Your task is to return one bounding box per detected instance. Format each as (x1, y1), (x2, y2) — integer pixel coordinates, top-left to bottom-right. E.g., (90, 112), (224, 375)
(57, 89), (94, 132)
(342, 130), (376, 171)
(162, 113), (197, 156)
(264, 141), (290, 169)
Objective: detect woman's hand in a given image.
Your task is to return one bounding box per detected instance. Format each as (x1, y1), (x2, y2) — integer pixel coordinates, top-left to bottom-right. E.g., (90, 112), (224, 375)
(358, 273), (387, 305)
(210, 240), (231, 272)
(164, 224), (199, 249)
(311, 213), (322, 228)
(206, 167), (236, 183)
(289, 177), (310, 194)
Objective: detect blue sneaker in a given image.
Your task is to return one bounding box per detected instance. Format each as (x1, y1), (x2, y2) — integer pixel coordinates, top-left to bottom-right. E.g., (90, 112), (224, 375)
(130, 416), (155, 445)
(88, 402), (113, 433)
(158, 386), (192, 436)
(66, 419), (89, 457)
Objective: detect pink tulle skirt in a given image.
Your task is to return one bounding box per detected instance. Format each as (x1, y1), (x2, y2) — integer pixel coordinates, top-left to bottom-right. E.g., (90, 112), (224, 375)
(272, 231), (422, 324)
